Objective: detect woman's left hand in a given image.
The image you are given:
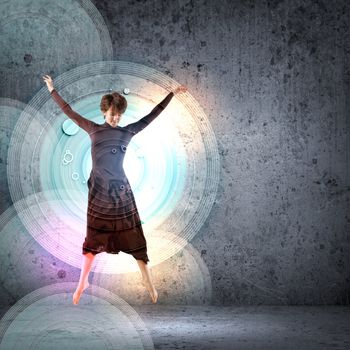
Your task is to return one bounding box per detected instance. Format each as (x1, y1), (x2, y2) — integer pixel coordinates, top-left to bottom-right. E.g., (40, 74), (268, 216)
(173, 85), (188, 95)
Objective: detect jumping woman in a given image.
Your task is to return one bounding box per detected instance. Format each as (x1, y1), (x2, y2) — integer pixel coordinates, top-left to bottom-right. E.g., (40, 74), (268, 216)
(43, 74), (187, 305)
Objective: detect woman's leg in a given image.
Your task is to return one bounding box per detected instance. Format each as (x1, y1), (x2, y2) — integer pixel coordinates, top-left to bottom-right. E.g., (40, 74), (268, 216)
(73, 251), (96, 305)
(136, 259), (158, 303)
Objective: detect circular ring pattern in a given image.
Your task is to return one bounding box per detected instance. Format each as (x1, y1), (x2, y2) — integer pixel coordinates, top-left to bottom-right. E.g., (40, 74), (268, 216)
(120, 145), (127, 152)
(71, 172), (79, 181)
(7, 60), (220, 270)
(111, 148), (117, 154)
(120, 184), (125, 190)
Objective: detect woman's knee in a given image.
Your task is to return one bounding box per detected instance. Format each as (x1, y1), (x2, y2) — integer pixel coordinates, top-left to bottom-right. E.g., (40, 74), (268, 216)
(83, 251), (97, 258)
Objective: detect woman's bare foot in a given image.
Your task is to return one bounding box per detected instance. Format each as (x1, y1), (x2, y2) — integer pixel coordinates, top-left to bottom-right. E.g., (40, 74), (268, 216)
(73, 280), (90, 305)
(142, 277), (158, 303)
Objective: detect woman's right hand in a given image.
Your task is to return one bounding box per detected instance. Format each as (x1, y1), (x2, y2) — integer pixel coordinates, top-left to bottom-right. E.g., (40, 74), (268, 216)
(43, 75), (54, 93)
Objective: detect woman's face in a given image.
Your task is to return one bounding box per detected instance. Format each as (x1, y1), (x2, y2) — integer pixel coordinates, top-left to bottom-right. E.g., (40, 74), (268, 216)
(104, 106), (122, 126)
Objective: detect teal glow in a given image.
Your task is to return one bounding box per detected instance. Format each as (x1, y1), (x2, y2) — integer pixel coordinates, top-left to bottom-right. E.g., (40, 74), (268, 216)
(62, 119), (79, 136)
(41, 93), (188, 228)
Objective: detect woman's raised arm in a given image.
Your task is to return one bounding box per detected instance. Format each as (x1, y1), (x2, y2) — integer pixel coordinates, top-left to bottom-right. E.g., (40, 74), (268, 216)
(43, 75), (96, 134)
(126, 85), (188, 135)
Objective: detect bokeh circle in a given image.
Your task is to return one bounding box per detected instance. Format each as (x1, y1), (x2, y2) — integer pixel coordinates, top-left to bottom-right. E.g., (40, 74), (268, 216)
(0, 282), (154, 349)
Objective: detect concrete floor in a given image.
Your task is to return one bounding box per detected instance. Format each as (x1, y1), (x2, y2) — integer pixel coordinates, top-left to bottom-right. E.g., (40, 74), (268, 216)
(133, 305), (350, 350)
(0, 303), (349, 349)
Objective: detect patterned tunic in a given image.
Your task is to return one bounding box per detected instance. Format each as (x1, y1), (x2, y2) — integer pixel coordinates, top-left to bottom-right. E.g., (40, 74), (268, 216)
(50, 89), (174, 263)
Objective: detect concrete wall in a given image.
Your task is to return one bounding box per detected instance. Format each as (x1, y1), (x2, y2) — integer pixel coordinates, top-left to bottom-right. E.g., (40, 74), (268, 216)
(91, 0), (349, 305)
(0, 0), (349, 305)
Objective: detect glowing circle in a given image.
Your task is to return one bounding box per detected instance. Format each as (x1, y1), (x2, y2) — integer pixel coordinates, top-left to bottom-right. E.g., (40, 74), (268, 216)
(7, 61), (220, 270)
(0, 283), (154, 349)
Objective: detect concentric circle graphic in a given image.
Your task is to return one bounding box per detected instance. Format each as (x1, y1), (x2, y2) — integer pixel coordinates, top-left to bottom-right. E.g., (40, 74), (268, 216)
(0, 283), (154, 350)
(0, 0), (113, 94)
(7, 61), (220, 271)
(0, 98), (27, 213)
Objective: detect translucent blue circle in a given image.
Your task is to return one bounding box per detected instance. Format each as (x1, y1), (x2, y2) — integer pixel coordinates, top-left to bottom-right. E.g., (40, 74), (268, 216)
(62, 119), (79, 136)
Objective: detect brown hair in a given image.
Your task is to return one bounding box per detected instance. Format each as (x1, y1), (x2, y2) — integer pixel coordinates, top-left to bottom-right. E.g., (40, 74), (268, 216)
(100, 92), (127, 118)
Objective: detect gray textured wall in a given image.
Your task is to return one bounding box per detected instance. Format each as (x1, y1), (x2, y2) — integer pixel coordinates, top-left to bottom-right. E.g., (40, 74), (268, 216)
(90, 0), (349, 305)
(1, 0), (349, 305)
